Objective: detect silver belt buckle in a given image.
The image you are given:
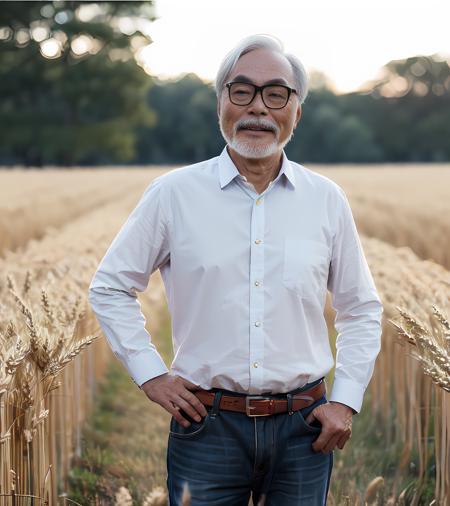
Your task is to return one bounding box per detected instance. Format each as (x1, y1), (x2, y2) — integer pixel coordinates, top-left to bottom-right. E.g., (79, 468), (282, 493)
(245, 395), (272, 417)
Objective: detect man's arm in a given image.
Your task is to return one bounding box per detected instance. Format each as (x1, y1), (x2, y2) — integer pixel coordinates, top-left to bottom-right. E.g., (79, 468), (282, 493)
(88, 176), (208, 426)
(88, 176), (171, 388)
(326, 186), (384, 415)
(306, 186), (383, 454)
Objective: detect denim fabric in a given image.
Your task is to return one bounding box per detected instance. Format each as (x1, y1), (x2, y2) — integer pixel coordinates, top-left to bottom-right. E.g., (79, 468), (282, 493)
(166, 378), (333, 505)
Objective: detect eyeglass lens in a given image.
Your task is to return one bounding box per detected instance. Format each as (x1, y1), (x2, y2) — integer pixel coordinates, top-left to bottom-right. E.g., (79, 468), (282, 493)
(229, 83), (289, 108)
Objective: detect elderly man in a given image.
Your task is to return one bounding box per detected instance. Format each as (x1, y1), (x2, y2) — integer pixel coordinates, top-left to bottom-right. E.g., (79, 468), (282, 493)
(88, 34), (383, 505)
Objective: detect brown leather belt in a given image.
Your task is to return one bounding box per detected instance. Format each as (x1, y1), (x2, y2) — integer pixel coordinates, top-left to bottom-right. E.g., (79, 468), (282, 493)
(193, 380), (326, 417)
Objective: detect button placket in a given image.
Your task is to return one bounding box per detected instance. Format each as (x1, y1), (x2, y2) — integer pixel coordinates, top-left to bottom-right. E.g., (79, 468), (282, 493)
(249, 194), (265, 391)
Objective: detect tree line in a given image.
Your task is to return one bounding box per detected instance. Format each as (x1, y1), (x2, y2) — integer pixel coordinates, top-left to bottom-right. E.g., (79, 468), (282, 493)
(1, 1), (449, 167)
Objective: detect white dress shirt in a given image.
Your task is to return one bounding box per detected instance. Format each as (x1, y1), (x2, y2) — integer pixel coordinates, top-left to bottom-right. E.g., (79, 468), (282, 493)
(88, 146), (383, 414)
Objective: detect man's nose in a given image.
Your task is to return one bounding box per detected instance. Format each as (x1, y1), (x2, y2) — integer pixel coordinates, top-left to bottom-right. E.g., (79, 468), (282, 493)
(247, 90), (268, 114)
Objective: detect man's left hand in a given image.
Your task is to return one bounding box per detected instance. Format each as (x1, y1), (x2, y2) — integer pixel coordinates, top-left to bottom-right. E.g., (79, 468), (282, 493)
(304, 401), (354, 453)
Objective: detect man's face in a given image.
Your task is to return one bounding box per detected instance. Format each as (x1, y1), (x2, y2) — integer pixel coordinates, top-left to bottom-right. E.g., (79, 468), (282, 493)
(217, 48), (302, 160)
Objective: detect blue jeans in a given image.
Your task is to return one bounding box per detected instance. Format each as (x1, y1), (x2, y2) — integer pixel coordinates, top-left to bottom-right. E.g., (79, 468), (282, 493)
(166, 377), (333, 505)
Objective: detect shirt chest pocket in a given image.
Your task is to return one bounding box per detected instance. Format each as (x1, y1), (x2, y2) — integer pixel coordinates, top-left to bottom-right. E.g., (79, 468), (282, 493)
(282, 238), (331, 298)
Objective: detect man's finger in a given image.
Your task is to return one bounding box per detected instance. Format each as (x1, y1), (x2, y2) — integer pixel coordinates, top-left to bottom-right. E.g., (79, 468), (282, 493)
(181, 390), (209, 417)
(173, 395), (204, 422)
(305, 411), (316, 425)
(164, 401), (190, 426)
(321, 434), (341, 453)
(336, 431), (351, 450)
(311, 430), (330, 453)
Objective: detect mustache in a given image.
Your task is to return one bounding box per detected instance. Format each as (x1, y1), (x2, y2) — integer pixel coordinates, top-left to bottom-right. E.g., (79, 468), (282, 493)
(234, 118), (279, 135)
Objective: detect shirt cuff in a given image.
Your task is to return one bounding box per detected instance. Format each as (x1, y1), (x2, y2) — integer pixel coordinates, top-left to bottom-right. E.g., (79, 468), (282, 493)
(117, 348), (170, 388)
(329, 377), (366, 414)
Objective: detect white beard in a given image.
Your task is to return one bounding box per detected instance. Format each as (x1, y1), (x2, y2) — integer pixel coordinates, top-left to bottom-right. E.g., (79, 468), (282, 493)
(219, 119), (294, 159)
(227, 135), (280, 159)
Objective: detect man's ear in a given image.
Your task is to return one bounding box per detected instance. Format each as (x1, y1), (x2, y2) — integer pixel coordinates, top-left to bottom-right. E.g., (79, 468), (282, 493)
(294, 104), (302, 129)
(217, 99), (221, 117)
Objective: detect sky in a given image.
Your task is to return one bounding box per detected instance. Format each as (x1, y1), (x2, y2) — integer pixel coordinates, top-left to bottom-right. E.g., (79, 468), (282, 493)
(139, 0), (450, 94)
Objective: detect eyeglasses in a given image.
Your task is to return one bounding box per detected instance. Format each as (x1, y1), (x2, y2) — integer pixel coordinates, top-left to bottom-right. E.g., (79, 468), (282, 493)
(225, 81), (297, 109)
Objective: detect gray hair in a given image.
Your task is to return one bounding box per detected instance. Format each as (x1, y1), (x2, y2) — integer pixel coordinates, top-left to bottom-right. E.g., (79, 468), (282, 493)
(214, 34), (309, 105)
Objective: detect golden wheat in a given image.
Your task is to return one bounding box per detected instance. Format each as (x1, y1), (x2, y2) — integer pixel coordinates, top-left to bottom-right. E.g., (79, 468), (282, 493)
(0, 184), (167, 504)
(2, 164), (450, 505)
(359, 236), (450, 504)
(0, 167), (167, 256)
(315, 163), (450, 270)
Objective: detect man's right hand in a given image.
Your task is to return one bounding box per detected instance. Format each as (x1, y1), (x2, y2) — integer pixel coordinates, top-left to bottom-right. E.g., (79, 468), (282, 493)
(140, 373), (209, 427)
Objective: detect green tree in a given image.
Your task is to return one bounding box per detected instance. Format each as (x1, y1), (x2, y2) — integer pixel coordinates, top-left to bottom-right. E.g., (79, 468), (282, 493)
(368, 55), (450, 161)
(287, 88), (384, 163)
(0, 1), (156, 166)
(135, 74), (224, 164)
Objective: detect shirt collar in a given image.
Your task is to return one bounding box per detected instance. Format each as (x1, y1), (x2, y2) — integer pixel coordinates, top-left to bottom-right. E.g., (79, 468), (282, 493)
(218, 145), (296, 190)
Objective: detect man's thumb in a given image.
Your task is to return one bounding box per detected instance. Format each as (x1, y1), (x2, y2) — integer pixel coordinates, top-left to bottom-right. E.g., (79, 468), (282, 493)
(305, 410), (316, 425)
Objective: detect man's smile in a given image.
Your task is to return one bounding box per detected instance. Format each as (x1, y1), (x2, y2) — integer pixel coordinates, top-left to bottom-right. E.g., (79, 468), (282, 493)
(240, 128), (273, 135)
(236, 122), (277, 136)
(240, 125), (273, 131)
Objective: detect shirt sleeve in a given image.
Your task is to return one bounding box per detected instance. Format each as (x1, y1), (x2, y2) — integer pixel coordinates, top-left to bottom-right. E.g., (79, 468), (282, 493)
(327, 186), (383, 414)
(88, 175), (171, 388)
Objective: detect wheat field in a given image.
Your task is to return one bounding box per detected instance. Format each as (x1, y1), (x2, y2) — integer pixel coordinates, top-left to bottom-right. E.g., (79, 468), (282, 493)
(0, 164), (449, 505)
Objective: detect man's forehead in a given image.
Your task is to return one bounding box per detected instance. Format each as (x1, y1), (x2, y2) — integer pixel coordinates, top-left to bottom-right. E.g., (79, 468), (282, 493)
(228, 49), (294, 86)
(230, 74), (289, 86)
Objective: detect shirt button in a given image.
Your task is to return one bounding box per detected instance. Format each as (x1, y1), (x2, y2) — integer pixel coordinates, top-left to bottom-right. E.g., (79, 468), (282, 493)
(254, 281), (261, 287)
(256, 198), (263, 205)
(253, 362), (259, 368)
(254, 239), (262, 244)
(254, 321), (261, 327)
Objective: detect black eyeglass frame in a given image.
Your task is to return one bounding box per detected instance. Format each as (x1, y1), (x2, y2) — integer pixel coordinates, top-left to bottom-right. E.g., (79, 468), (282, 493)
(225, 81), (297, 109)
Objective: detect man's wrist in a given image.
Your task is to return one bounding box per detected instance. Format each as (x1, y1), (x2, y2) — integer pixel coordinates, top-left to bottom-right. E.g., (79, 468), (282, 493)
(140, 372), (169, 390)
(329, 401), (357, 415)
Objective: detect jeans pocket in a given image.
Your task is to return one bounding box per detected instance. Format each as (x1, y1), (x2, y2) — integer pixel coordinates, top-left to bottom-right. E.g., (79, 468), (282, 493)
(293, 395), (327, 434)
(169, 409), (211, 439)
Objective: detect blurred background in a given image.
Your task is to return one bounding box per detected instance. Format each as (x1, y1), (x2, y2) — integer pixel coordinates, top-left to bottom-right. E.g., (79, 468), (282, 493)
(1, 0), (449, 167)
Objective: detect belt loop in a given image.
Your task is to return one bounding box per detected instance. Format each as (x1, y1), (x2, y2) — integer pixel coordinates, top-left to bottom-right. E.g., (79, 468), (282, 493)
(287, 393), (293, 415)
(210, 390), (223, 418)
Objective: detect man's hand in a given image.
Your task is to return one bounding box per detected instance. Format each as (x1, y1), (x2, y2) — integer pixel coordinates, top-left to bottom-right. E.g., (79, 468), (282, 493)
(141, 373), (208, 427)
(304, 401), (354, 453)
